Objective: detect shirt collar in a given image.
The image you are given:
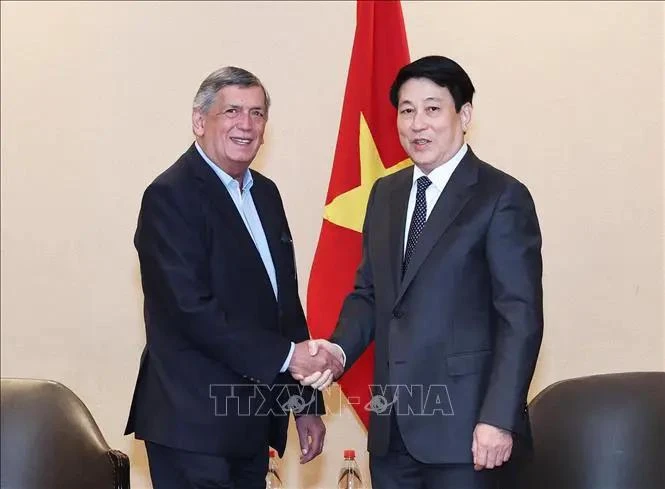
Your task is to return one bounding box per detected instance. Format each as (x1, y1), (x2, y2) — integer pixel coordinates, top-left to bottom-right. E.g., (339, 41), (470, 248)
(412, 143), (468, 190)
(195, 141), (253, 192)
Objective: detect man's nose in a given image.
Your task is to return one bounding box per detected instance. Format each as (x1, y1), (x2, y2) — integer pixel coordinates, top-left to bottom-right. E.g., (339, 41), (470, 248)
(236, 110), (253, 130)
(410, 110), (426, 131)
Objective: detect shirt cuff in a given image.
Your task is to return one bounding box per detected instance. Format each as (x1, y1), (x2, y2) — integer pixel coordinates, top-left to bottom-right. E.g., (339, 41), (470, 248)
(331, 343), (347, 367)
(279, 342), (296, 373)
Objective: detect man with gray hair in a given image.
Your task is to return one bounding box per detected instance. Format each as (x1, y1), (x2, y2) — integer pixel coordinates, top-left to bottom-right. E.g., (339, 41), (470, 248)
(125, 66), (342, 488)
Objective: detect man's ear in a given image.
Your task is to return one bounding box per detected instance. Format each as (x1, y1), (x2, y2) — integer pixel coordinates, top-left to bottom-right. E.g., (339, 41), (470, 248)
(192, 109), (205, 137)
(460, 102), (473, 133)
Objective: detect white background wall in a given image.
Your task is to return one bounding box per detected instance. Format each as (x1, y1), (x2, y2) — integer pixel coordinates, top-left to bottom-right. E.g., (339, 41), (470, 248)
(2, 2), (663, 488)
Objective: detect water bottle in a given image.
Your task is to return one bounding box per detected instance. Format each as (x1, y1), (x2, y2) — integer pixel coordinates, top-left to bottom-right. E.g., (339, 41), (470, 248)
(337, 449), (364, 489)
(266, 449), (283, 489)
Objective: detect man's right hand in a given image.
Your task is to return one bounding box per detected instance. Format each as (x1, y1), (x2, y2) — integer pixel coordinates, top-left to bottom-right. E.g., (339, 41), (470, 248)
(288, 340), (343, 383)
(295, 339), (345, 390)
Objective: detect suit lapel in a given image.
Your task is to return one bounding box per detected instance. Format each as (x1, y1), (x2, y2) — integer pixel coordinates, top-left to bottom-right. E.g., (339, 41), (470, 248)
(395, 149), (479, 305)
(388, 168), (414, 296)
(186, 145), (249, 239)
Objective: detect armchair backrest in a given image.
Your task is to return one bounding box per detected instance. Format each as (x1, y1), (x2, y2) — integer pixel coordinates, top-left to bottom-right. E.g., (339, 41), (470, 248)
(513, 371), (665, 489)
(1, 378), (129, 489)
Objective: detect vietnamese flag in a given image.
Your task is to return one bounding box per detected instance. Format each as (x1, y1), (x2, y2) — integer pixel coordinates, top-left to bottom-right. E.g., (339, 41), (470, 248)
(307, 0), (410, 429)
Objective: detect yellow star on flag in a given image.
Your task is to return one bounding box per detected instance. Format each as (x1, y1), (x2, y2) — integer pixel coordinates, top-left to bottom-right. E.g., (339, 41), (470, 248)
(324, 113), (412, 233)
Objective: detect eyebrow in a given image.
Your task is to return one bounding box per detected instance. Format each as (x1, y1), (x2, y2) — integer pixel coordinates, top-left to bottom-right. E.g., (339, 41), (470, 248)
(398, 96), (442, 106)
(221, 103), (266, 111)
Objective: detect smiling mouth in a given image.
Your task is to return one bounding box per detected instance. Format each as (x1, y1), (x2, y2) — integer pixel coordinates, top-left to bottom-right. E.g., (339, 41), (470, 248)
(412, 138), (431, 146)
(230, 137), (253, 145)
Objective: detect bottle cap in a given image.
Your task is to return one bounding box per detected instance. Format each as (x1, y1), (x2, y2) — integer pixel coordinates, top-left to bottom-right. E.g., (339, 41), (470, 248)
(269, 449), (277, 458)
(343, 449), (355, 459)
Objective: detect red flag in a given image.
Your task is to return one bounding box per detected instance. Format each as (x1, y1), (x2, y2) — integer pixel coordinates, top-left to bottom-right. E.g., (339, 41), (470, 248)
(307, 0), (410, 429)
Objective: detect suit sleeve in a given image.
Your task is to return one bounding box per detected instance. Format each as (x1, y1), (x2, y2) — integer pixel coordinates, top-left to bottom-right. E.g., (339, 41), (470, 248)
(330, 180), (379, 369)
(478, 179), (544, 433)
(136, 182), (291, 385)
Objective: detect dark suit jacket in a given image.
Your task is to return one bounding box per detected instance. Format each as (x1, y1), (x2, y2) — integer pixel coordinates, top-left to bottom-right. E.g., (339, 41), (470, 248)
(125, 144), (322, 457)
(331, 147), (543, 464)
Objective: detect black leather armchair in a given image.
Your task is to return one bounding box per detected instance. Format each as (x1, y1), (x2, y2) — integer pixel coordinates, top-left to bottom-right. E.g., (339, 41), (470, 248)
(1, 378), (130, 489)
(512, 371), (665, 489)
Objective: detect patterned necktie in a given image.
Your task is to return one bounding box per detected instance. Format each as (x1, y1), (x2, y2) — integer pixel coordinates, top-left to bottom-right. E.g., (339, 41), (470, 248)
(403, 176), (432, 277)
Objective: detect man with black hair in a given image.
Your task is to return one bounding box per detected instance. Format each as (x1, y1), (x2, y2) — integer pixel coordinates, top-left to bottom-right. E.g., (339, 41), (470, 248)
(303, 56), (543, 488)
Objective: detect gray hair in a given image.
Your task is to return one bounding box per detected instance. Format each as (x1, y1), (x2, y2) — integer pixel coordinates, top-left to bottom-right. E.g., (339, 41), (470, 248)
(192, 66), (270, 115)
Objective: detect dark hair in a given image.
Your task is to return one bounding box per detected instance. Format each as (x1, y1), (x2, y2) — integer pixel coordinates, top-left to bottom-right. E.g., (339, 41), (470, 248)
(389, 55), (475, 112)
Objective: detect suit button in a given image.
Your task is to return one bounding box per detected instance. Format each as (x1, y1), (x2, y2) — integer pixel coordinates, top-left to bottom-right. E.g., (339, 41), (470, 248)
(392, 309), (404, 319)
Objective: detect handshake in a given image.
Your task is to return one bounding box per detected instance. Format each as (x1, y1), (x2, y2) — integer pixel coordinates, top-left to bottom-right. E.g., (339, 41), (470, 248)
(288, 340), (345, 390)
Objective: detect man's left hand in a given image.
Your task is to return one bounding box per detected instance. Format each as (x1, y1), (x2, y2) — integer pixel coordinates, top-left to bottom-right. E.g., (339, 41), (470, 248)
(295, 415), (326, 464)
(472, 422), (513, 470)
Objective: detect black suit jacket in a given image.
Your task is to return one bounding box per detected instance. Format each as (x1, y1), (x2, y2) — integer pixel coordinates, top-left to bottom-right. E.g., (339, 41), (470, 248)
(125, 144), (322, 457)
(332, 147), (543, 464)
